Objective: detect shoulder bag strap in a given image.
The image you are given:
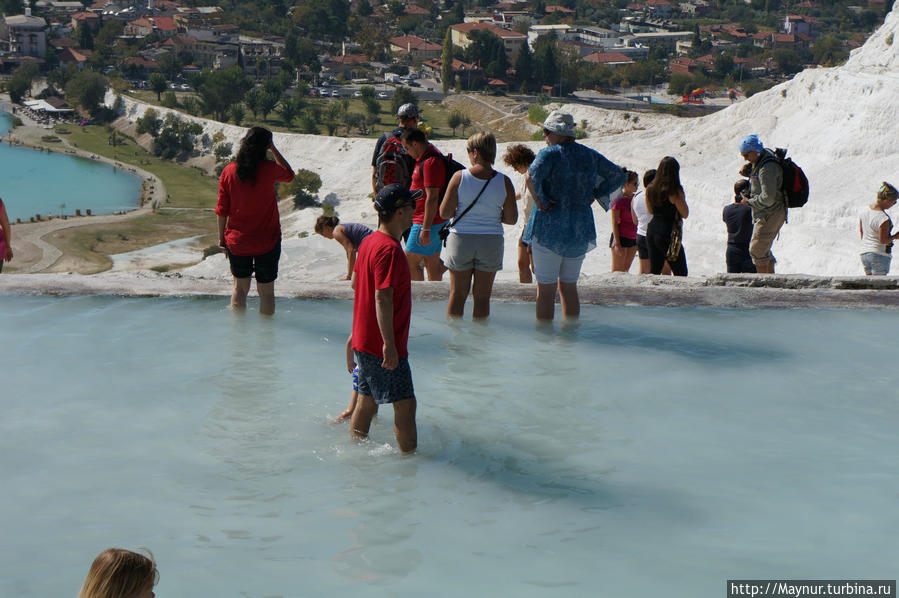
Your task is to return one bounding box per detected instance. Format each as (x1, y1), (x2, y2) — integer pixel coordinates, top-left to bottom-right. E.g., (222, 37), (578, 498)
(451, 173), (494, 229)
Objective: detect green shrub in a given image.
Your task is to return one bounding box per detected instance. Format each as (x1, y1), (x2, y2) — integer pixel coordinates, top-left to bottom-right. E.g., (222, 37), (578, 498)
(203, 245), (224, 258)
(528, 104), (549, 125)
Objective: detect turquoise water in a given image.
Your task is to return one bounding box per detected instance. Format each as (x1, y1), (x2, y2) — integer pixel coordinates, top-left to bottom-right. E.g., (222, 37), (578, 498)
(1, 296), (897, 597)
(0, 112), (141, 222)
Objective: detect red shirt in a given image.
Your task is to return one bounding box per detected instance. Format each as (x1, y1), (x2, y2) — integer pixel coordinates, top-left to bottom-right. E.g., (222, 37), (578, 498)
(352, 231), (412, 359)
(411, 145), (447, 226)
(215, 160), (294, 256)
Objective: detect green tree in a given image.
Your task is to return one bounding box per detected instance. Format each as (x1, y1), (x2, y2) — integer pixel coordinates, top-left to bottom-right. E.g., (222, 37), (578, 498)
(191, 67), (253, 121)
(161, 90), (178, 108)
(76, 23), (94, 50)
(362, 95), (380, 119)
(465, 29), (508, 79)
(324, 102), (346, 135)
(359, 85), (376, 100)
(441, 29), (454, 96)
(280, 168), (323, 208)
(448, 110), (463, 136)
(245, 87), (263, 118)
(257, 90), (279, 121)
(533, 44), (559, 94)
(293, 0), (350, 41)
(149, 72), (167, 101)
(357, 0), (373, 16)
(230, 104), (245, 125)
(7, 75), (30, 104)
(514, 42), (533, 90)
(773, 49), (803, 74)
(714, 54), (735, 78)
(811, 36), (848, 66)
(279, 97), (298, 129)
(65, 71), (107, 114)
(0, 0), (24, 15)
(136, 108), (162, 136)
(390, 86), (417, 115)
(95, 19), (123, 47)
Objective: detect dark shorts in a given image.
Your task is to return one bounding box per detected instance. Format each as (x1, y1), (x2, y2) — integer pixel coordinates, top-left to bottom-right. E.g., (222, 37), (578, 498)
(354, 350), (415, 405)
(726, 246), (757, 274)
(226, 241), (281, 284)
(609, 233), (637, 248)
(636, 235), (649, 260)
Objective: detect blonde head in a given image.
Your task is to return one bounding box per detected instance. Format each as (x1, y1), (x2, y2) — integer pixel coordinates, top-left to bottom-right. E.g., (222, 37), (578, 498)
(78, 548), (157, 598)
(877, 181), (898, 205)
(466, 131), (497, 166)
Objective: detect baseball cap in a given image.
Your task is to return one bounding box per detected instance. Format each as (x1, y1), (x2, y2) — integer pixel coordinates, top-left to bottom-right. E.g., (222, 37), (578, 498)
(374, 184), (422, 214)
(397, 103), (420, 118)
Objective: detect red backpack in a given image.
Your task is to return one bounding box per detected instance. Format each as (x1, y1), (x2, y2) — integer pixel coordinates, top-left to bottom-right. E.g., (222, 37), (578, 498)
(374, 130), (414, 192)
(759, 148), (810, 209)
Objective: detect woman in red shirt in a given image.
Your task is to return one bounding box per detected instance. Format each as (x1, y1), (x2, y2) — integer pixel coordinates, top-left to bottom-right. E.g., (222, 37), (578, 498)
(216, 127), (294, 315)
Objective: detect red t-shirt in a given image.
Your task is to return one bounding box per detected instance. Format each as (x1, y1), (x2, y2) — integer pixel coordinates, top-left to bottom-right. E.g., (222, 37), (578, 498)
(411, 145), (447, 226)
(352, 231), (412, 359)
(215, 160), (294, 256)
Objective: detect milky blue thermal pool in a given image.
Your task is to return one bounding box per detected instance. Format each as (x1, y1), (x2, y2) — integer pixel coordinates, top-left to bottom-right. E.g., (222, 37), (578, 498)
(1, 295), (897, 597)
(0, 112), (141, 221)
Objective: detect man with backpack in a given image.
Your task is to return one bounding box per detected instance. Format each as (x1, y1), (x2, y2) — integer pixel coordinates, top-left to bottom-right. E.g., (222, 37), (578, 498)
(371, 103), (420, 194)
(401, 127), (450, 281)
(739, 134), (787, 274)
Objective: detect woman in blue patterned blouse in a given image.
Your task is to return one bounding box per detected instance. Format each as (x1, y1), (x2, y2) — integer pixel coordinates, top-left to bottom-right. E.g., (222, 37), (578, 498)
(523, 111), (625, 321)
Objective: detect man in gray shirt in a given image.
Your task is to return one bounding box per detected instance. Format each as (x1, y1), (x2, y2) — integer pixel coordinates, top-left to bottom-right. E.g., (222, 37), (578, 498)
(738, 134), (786, 273)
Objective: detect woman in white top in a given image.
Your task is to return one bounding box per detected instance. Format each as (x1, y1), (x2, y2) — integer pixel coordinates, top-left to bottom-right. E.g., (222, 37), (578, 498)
(502, 144), (537, 283)
(859, 181), (899, 275)
(440, 132), (517, 319)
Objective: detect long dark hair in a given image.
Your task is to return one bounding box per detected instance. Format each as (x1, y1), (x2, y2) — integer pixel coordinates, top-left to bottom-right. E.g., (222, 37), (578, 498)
(645, 156), (683, 208)
(235, 126), (273, 184)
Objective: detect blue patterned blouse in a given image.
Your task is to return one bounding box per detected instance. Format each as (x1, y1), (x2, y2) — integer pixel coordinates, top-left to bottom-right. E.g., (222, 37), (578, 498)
(524, 142), (625, 258)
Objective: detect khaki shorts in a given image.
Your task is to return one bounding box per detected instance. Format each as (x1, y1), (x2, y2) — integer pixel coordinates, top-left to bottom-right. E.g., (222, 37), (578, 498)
(443, 233), (504, 272)
(749, 208), (786, 267)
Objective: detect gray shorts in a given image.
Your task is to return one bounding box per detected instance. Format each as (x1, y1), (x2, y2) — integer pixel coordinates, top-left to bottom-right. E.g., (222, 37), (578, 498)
(354, 350), (415, 405)
(443, 233), (504, 272)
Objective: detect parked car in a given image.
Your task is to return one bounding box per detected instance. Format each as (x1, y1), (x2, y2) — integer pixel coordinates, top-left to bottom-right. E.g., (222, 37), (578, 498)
(377, 91), (389, 99)
(309, 88), (319, 96)
(353, 90), (362, 98)
(331, 89), (341, 97)
(407, 81), (420, 87)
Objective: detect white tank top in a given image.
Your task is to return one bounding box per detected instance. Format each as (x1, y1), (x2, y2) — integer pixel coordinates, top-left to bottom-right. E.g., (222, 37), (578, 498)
(450, 170), (507, 235)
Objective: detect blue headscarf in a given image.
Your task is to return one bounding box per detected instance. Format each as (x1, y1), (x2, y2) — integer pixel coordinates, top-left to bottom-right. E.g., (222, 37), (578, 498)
(739, 134), (764, 153)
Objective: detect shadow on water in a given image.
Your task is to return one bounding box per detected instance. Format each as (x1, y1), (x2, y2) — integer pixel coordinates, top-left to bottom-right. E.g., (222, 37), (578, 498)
(572, 321), (789, 364)
(423, 425), (702, 528)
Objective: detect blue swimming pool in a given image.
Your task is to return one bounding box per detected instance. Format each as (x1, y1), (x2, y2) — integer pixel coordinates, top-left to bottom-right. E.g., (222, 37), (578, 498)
(0, 112), (141, 222)
(1, 295), (896, 597)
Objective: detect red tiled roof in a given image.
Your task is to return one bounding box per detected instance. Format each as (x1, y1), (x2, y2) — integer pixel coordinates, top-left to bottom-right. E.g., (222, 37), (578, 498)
(389, 35), (441, 51)
(328, 54), (370, 65)
(545, 4), (575, 12)
(451, 22), (527, 40)
(423, 57), (477, 71)
(153, 17), (178, 31)
(121, 56), (159, 69)
(584, 51), (633, 64)
(404, 3), (430, 15)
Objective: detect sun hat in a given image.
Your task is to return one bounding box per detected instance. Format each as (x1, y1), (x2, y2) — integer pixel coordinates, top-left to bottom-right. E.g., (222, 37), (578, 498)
(542, 111), (576, 138)
(739, 134), (764, 154)
(374, 184), (422, 214)
(397, 103), (420, 118)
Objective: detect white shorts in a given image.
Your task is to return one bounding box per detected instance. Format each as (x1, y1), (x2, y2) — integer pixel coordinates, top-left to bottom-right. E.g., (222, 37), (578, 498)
(531, 240), (585, 285)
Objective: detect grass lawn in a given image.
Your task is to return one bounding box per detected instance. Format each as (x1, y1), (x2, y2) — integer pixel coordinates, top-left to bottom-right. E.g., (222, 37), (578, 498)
(56, 123), (217, 209)
(46, 123), (219, 272)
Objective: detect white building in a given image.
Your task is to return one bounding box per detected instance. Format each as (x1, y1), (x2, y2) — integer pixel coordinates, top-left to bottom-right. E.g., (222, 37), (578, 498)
(5, 13), (48, 58)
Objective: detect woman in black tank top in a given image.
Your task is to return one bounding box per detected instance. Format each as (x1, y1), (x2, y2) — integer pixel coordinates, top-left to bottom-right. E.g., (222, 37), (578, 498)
(645, 156), (689, 276)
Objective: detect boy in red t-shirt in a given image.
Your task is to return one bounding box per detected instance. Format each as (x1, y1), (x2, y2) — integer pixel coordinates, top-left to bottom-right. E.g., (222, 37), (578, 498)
(350, 184), (421, 453)
(401, 128), (447, 281)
